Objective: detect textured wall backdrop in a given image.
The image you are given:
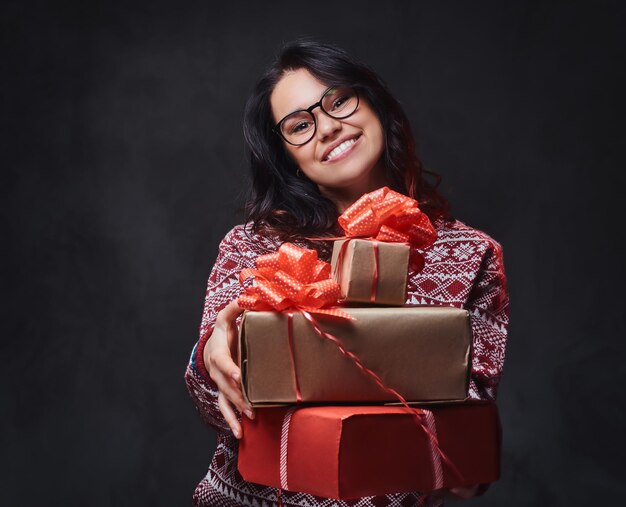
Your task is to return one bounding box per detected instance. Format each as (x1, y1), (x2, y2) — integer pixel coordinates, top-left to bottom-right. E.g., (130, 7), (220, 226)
(3, 1), (625, 505)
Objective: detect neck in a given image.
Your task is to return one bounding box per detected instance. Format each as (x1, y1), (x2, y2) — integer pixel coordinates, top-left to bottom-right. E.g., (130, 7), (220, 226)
(318, 165), (389, 213)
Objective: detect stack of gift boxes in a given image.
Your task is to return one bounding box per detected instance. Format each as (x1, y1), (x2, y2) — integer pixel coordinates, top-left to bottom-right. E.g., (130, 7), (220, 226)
(236, 188), (501, 500)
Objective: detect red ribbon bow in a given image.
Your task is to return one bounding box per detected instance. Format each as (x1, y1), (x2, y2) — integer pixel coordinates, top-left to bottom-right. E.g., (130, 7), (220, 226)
(336, 186), (437, 274)
(237, 242), (353, 405)
(237, 242), (352, 319)
(338, 186), (437, 247)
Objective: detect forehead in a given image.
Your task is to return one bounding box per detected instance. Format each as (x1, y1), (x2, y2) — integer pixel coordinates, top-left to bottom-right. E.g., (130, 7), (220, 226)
(270, 68), (329, 122)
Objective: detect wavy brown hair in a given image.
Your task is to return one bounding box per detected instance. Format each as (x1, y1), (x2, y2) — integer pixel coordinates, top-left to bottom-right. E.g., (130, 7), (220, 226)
(242, 40), (451, 258)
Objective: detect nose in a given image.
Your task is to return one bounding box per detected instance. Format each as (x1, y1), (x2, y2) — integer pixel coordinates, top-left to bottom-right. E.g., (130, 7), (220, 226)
(315, 109), (342, 141)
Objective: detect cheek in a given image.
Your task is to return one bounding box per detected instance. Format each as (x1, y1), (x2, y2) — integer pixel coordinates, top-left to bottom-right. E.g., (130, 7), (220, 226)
(287, 145), (316, 169)
(375, 125), (385, 154)
(357, 106), (385, 155)
(367, 118), (385, 157)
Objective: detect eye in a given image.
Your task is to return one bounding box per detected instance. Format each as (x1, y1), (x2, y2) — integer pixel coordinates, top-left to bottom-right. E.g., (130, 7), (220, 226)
(323, 87), (356, 115)
(331, 95), (350, 111)
(288, 120), (313, 135)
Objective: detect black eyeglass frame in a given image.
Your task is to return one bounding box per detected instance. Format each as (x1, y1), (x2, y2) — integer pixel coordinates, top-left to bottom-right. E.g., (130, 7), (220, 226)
(272, 86), (360, 146)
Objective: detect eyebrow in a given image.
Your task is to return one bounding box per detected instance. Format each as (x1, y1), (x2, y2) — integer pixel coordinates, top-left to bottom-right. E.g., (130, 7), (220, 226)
(283, 87), (334, 118)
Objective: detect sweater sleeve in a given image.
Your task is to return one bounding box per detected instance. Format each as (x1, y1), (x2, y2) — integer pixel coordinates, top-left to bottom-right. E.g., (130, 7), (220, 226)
(184, 228), (252, 433)
(466, 239), (510, 401)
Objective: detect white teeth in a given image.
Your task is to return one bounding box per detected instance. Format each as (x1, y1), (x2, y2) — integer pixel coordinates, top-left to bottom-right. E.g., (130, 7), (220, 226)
(326, 138), (357, 161)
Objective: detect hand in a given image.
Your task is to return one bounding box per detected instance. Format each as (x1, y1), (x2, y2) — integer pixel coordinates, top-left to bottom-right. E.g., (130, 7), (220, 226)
(431, 484), (480, 501)
(447, 484), (480, 499)
(203, 299), (255, 438)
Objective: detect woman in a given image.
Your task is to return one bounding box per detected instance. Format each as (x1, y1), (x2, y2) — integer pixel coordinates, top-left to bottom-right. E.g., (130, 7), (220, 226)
(185, 40), (509, 506)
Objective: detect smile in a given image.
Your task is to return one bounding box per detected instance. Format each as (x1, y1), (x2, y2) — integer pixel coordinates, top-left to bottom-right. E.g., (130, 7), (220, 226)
(322, 135), (362, 162)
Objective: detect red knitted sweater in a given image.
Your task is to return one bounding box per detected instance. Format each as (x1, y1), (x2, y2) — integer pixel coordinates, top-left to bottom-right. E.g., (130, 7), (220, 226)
(185, 218), (509, 506)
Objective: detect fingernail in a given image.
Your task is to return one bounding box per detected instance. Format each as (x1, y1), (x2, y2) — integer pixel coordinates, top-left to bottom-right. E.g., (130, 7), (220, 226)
(233, 427), (241, 439)
(244, 409), (255, 419)
(231, 372), (240, 382)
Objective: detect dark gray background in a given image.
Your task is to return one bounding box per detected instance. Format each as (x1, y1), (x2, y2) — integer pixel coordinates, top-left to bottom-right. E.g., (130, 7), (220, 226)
(3, 1), (625, 505)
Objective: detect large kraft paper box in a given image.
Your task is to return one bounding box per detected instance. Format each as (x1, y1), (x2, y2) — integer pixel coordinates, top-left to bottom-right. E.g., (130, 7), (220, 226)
(238, 402), (501, 499)
(239, 306), (471, 406)
(331, 239), (410, 305)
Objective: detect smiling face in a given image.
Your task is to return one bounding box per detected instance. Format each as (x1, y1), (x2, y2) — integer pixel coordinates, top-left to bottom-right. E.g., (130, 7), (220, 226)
(270, 68), (386, 196)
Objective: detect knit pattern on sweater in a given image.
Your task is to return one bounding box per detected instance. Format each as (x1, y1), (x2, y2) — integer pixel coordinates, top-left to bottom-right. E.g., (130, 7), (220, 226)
(185, 218), (509, 506)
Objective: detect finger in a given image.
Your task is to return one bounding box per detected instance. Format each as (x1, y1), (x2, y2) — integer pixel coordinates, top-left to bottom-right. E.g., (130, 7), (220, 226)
(218, 392), (242, 438)
(214, 301), (244, 358)
(217, 374), (252, 417)
(226, 316), (240, 358)
(211, 352), (241, 385)
(211, 355), (254, 418)
(219, 299), (245, 324)
(449, 485), (479, 499)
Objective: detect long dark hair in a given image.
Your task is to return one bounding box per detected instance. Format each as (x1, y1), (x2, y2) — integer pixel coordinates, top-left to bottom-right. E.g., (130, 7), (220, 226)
(243, 39), (451, 256)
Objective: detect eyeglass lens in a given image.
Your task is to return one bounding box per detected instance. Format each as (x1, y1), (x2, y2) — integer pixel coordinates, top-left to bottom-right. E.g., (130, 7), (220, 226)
(279, 87), (358, 145)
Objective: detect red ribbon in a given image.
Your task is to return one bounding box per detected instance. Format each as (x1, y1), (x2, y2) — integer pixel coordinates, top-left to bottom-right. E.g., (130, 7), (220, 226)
(333, 187), (438, 301)
(238, 242), (352, 319)
(286, 312), (302, 403)
(338, 186), (437, 248)
(237, 241), (463, 487)
(238, 243), (354, 403)
(370, 240), (379, 303)
(298, 308), (464, 486)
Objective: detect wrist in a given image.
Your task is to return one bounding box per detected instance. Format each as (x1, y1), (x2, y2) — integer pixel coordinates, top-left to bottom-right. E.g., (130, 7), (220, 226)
(203, 338), (211, 375)
(195, 327), (214, 381)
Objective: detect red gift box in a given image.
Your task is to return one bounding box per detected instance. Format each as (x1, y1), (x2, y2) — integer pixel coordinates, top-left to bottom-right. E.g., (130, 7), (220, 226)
(238, 402), (501, 500)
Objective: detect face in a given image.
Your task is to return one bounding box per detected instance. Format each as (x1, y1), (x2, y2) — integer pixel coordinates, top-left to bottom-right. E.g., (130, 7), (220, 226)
(270, 68), (385, 193)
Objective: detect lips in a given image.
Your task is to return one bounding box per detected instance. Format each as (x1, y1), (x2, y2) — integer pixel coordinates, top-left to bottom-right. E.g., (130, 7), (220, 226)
(321, 134), (362, 162)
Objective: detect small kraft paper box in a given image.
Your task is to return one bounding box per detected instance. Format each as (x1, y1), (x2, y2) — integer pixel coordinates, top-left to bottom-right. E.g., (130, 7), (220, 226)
(238, 402), (501, 499)
(239, 306), (471, 406)
(331, 239), (410, 305)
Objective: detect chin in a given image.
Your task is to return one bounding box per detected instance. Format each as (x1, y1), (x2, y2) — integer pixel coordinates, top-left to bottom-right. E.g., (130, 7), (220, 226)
(325, 160), (377, 184)
(338, 170), (379, 190)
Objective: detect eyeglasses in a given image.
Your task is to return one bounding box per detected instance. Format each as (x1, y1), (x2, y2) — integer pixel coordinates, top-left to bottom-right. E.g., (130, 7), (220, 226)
(273, 86), (360, 146)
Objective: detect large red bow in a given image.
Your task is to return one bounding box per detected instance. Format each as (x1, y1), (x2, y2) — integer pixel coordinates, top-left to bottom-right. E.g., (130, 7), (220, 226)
(338, 186), (437, 248)
(237, 242), (352, 319)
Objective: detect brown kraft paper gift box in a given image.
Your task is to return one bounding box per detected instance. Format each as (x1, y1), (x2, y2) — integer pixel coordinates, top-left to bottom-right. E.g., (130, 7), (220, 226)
(331, 239), (410, 305)
(239, 306), (471, 406)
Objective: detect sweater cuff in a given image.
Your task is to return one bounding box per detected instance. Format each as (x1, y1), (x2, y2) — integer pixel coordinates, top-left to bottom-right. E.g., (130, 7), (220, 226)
(193, 327), (214, 383)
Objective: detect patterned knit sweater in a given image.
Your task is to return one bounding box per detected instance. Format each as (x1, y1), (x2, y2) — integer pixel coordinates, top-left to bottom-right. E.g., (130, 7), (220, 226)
(185, 217), (509, 507)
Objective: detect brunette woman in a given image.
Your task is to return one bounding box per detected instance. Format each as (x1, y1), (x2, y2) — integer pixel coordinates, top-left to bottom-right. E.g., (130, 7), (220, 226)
(185, 39), (509, 506)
